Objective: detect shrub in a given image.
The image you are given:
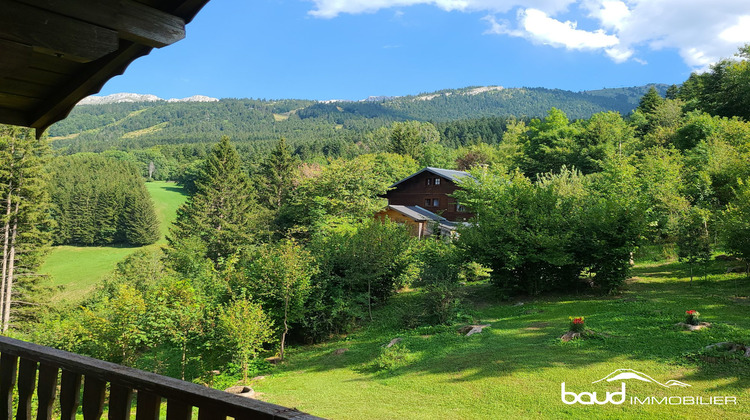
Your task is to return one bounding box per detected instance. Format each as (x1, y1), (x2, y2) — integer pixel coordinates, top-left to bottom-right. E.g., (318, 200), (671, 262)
(374, 344), (415, 371)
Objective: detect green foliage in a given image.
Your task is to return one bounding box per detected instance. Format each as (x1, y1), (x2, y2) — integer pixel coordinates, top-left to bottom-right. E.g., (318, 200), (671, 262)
(303, 219), (415, 341)
(218, 298), (275, 381)
(373, 344), (415, 371)
(255, 138), (297, 210)
(48, 154), (159, 246)
(455, 166), (643, 294)
(679, 44), (750, 120)
(720, 178), (750, 263)
(278, 153), (416, 234)
(417, 240), (463, 325)
(676, 207), (712, 282)
(388, 121), (439, 161)
(232, 240), (317, 358)
(169, 136), (270, 263)
(0, 125), (54, 330)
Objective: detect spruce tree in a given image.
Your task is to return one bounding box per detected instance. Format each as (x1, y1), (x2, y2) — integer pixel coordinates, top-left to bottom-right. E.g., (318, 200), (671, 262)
(170, 136), (263, 263)
(256, 138), (296, 210)
(123, 189), (160, 246)
(0, 125), (53, 332)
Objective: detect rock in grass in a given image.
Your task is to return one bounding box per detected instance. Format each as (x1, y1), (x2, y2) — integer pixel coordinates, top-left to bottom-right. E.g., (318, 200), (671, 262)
(457, 324), (490, 336)
(560, 331), (581, 342)
(385, 338), (402, 348)
(704, 341), (750, 356)
(676, 322), (711, 331)
(225, 386), (255, 398)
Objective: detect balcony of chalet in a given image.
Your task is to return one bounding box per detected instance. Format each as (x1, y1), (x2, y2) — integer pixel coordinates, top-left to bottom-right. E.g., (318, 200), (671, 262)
(0, 336), (318, 419)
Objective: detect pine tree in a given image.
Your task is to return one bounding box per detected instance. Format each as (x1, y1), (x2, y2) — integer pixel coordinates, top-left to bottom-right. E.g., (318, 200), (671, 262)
(0, 125), (53, 332)
(123, 189), (160, 246)
(256, 138), (296, 210)
(170, 136), (264, 263)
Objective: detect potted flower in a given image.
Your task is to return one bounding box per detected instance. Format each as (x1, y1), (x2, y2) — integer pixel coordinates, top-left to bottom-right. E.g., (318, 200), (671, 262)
(569, 316), (585, 333)
(685, 310), (701, 326)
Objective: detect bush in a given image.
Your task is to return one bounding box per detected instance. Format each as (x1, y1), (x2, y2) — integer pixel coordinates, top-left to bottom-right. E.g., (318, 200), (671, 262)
(374, 344), (415, 371)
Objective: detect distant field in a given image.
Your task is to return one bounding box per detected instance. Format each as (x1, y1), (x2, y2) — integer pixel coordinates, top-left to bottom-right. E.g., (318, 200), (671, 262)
(38, 181), (187, 302)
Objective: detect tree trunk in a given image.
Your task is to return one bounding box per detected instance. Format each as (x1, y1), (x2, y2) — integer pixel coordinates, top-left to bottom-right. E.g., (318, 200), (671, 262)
(0, 181), (12, 321)
(2, 206), (18, 333)
(280, 296), (289, 360)
(181, 341), (187, 381)
(368, 279), (373, 322)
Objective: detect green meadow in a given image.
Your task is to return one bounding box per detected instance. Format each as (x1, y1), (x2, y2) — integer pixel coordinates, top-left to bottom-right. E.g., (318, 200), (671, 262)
(38, 181), (187, 302)
(246, 258), (750, 419)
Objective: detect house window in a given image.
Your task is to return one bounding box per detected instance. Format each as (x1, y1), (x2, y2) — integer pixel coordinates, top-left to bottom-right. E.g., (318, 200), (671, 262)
(457, 204), (467, 212)
(433, 198), (440, 207)
(425, 199), (431, 207)
(434, 178), (441, 185)
(425, 178), (433, 186)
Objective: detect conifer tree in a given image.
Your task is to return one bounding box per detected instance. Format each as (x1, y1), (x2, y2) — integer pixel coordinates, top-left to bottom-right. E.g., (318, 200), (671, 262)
(256, 138), (296, 210)
(170, 136), (264, 263)
(0, 125), (53, 332)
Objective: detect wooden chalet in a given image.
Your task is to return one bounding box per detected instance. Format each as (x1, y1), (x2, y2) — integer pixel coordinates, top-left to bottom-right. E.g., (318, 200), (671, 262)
(377, 167), (473, 238)
(0, 2), (320, 418)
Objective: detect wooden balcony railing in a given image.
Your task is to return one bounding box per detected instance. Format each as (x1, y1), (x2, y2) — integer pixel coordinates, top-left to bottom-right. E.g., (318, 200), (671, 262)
(0, 336), (320, 419)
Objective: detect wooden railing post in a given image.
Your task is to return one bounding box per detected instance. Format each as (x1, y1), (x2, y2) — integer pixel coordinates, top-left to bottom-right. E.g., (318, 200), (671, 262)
(16, 358), (37, 420)
(59, 370), (82, 420)
(0, 353), (17, 420)
(36, 364), (58, 420)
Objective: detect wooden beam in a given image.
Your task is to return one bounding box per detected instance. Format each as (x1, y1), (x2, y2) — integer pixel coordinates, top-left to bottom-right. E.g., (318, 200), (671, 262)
(0, 0), (119, 62)
(0, 40), (32, 79)
(28, 41), (152, 135)
(0, 107), (31, 127)
(17, 0), (186, 48)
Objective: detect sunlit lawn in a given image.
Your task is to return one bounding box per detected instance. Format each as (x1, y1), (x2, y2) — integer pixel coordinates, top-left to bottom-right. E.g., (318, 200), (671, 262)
(250, 258), (750, 419)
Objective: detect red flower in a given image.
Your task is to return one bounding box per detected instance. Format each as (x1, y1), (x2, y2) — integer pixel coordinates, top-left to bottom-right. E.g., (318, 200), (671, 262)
(686, 310), (697, 315)
(572, 317), (584, 324)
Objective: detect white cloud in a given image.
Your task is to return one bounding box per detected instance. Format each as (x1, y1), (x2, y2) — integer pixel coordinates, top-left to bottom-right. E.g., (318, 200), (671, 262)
(519, 8), (619, 50)
(307, 0), (750, 69)
(720, 15), (750, 43)
(307, 0), (576, 18)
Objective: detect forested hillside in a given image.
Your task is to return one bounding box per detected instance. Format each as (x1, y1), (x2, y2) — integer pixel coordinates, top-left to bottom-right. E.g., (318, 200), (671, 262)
(48, 85), (668, 154)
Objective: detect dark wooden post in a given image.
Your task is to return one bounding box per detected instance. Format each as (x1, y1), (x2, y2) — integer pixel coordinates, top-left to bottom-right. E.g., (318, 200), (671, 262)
(59, 370), (82, 420)
(0, 353), (18, 419)
(108, 384), (134, 420)
(16, 358), (37, 420)
(36, 364), (58, 420)
(82, 376), (106, 419)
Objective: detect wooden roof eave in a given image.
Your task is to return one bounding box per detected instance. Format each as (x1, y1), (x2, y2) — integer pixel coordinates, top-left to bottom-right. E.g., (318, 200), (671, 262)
(0, 0), (211, 137)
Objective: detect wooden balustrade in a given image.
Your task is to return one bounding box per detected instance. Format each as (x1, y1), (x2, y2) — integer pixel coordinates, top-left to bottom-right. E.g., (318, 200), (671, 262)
(0, 336), (320, 420)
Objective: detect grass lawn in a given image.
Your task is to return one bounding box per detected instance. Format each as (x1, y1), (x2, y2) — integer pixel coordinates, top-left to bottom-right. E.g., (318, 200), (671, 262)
(38, 181), (186, 302)
(247, 259), (750, 419)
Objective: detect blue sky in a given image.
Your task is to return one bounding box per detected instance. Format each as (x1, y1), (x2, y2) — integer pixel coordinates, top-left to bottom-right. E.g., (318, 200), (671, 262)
(97, 0), (750, 101)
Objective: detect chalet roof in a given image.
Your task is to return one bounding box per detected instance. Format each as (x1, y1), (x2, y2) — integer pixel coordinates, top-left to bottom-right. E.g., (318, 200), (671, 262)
(388, 167), (472, 188)
(0, 0), (210, 137)
(387, 205), (447, 222)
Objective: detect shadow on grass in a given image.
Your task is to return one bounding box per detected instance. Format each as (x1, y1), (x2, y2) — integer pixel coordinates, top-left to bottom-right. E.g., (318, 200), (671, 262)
(279, 260), (750, 392)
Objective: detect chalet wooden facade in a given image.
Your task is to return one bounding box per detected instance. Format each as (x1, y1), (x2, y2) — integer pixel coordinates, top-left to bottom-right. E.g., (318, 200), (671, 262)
(384, 167), (473, 222)
(376, 167), (472, 238)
